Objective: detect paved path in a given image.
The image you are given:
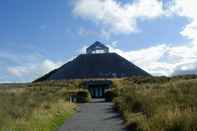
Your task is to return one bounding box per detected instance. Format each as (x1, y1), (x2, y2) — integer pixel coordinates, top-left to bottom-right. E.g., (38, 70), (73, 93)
(58, 99), (127, 131)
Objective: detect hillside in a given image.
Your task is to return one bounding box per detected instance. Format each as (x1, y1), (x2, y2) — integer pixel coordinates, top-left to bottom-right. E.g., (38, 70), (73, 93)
(112, 76), (197, 131)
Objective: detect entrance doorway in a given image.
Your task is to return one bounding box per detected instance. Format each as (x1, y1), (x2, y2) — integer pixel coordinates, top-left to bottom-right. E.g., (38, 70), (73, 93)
(89, 85), (106, 98)
(85, 80), (112, 98)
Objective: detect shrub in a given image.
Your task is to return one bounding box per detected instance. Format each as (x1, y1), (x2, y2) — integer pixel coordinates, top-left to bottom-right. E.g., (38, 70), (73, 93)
(104, 90), (118, 102)
(113, 77), (197, 131)
(76, 90), (91, 103)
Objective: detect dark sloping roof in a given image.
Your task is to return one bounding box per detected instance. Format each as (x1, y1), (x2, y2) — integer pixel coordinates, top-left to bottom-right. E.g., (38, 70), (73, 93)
(34, 69), (58, 82)
(35, 53), (150, 81)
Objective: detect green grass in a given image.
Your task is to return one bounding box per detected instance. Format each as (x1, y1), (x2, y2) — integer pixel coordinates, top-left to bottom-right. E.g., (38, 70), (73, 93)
(112, 76), (197, 131)
(1, 76), (197, 131)
(0, 80), (81, 131)
(1, 101), (76, 131)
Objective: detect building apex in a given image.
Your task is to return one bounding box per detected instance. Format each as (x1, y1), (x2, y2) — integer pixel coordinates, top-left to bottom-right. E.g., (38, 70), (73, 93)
(86, 41), (109, 54)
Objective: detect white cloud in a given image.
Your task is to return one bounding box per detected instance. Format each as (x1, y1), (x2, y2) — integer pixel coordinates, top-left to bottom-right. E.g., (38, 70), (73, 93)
(79, 45), (88, 54)
(7, 59), (63, 81)
(73, 0), (166, 34)
(110, 41), (118, 48)
(4, 0), (197, 83)
(108, 44), (173, 76)
(169, 0), (197, 74)
(73, 0), (197, 76)
(108, 42), (197, 76)
(80, 42), (195, 76)
(8, 67), (28, 77)
(171, 0), (197, 50)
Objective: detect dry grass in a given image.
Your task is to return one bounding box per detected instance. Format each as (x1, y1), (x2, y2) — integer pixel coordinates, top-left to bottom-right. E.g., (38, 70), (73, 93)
(0, 80), (81, 131)
(113, 76), (197, 131)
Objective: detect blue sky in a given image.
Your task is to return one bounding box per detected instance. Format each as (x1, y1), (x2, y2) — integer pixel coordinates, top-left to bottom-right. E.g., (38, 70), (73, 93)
(1, 0), (197, 83)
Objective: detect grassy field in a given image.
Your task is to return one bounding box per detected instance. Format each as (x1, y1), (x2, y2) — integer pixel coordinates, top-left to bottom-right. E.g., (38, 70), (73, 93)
(112, 76), (197, 131)
(1, 76), (197, 131)
(0, 80), (82, 131)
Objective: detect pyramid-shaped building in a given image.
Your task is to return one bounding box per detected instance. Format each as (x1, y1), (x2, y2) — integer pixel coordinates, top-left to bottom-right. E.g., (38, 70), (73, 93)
(35, 41), (150, 82)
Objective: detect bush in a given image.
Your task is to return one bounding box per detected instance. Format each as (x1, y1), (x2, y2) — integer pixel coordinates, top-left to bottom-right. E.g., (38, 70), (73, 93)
(76, 90), (91, 103)
(113, 77), (197, 131)
(104, 90), (118, 102)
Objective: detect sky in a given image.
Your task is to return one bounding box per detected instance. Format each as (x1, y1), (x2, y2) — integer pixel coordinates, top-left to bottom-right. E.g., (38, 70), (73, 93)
(0, 0), (197, 83)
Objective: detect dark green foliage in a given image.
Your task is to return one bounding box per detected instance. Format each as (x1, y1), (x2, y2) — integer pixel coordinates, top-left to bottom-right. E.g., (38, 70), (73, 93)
(104, 90), (118, 102)
(76, 90), (91, 103)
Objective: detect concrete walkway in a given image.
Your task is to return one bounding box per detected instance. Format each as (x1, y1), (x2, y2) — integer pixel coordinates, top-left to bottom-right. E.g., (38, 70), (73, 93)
(58, 99), (127, 131)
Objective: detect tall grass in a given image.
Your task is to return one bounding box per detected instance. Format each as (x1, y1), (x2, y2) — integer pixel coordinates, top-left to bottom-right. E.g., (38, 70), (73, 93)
(113, 77), (197, 131)
(0, 80), (81, 131)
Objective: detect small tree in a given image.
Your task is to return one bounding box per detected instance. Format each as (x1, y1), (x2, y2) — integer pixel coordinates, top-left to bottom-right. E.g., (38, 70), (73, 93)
(104, 90), (118, 102)
(77, 90), (91, 103)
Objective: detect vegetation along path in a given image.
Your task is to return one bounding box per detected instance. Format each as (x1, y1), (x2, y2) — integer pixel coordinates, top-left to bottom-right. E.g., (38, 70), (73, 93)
(58, 99), (127, 131)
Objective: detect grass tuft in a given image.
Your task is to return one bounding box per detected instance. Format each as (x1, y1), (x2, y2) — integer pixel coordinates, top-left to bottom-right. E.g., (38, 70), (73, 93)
(113, 76), (197, 131)
(0, 80), (80, 131)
